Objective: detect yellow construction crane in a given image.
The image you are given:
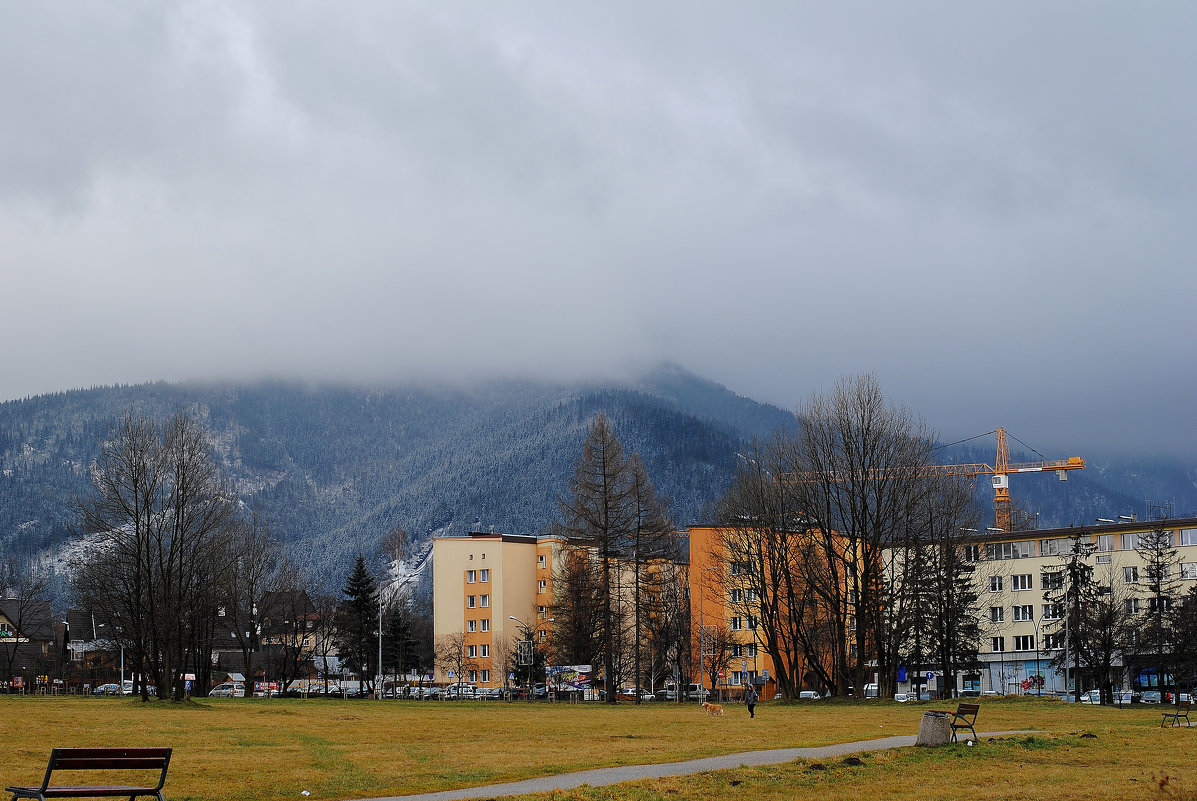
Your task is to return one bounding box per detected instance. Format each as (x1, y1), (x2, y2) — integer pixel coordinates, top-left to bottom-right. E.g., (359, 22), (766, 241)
(785, 428), (1085, 532)
(911, 428), (1084, 532)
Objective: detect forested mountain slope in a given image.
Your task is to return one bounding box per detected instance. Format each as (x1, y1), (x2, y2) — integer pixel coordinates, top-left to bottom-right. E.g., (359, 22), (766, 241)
(0, 366), (791, 587)
(1, 366), (1192, 592)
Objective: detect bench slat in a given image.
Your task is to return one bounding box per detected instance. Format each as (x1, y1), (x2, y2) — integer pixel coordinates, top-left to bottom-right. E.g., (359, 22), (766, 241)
(52, 758), (169, 770)
(8, 785), (157, 796)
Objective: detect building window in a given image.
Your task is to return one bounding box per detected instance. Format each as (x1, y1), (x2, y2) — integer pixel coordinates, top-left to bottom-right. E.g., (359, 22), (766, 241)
(538, 606), (547, 619)
(747, 615), (758, 629)
(1146, 564), (1172, 582)
(538, 554), (547, 568)
(1096, 534), (1114, 552)
(481, 644), (490, 657)
(468, 670), (477, 682)
(963, 544), (980, 562)
(480, 595), (490, 608)
(1181, 563), (1197, 580)
(1149, 597), (1172, 613)
(991, 637), (1005, 653)
(468, 645), (477, 658)
(1040, 538), (1069, 556)
(989, 576), (1004, 593)
(1179, 529), (1197, 547)
(1122, 532), (1140, 551)
(467, 595), (477, 609)
(538, 580), (547, 594)
(731, 644), (743, 658)
(745, 643), (757, 658)
(986, 541), (1034, 560)
(1012, 574), (1033, 591)
(467, 570), (477, 583)
(729, 589), (743, 604)
(1097, 554), (1112, 564)
(849, 615), (857, 630)
(1043, 632), (1064, 650)
(480, 569), (490, 582)
(1123, 566), (1139, 584)
(1013, 605), (1033, 622)
(481, 670), (490, 683)
(467, 620), (477, 632)
(538, 630), (546, 642)
(747, 589), (758, 602)
(731, 616), (743, 631)
(1014, 635), (1035, 652)
(481, 619), (490, 632)
(729, 562), (742, 576)
(988, 606), (1004, 623)
(1125, 598), (1141, 614)
(1041, 572), (1064, 591)
(729, 672), (742, 685)
(1042, 603), (1063, 620)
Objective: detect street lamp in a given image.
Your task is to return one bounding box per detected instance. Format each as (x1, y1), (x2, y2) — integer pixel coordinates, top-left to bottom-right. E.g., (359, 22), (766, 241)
(698, 566), (717, 704)
(1032, 614), (1043, 698)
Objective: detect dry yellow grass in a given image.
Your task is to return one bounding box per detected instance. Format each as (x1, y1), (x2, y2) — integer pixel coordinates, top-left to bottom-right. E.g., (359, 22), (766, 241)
(0, 696), (1192, 801)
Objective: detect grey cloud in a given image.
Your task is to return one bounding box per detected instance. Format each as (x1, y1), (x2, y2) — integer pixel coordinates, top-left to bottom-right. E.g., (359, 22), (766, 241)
(0, 1), (1193, 459)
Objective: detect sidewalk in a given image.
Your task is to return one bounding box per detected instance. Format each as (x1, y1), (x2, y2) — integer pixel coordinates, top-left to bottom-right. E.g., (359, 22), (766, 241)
(356, 730), (1031, 801)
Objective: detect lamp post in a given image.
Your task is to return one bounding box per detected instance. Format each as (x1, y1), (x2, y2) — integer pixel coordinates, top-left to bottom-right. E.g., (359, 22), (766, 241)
(1033, 613), (1042, 697)
(698, 566), (717, 705)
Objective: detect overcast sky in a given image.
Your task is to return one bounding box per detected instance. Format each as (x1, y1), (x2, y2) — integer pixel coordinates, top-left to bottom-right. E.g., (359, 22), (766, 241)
(1, 2), (1194, 460)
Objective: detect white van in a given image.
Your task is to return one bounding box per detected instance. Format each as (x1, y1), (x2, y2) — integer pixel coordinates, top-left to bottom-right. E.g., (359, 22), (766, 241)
(209, 682), (245, 698)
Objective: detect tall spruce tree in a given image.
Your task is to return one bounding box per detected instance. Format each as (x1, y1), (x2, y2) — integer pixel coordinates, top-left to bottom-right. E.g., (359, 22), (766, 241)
(337, 554), (379, 691)
(554, 413), (672, 703)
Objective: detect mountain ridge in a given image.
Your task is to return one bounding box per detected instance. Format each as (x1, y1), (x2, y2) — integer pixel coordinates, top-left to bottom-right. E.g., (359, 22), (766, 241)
(1, 366), (1192, 593)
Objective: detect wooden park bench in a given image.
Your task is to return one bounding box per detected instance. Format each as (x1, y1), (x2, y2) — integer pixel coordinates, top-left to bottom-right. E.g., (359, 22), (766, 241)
(949, 702), (980, 743)
(1161, 699), (1191, 728)
(6, 747), (172, 801)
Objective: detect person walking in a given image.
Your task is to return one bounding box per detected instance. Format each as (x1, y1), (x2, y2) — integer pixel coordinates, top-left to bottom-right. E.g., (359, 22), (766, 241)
(744, 685), (759, 718)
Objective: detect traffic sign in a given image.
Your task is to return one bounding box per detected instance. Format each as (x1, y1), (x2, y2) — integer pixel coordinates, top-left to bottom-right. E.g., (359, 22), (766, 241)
(926, 672), (934, 681)
(447, 670), (455, 678)
(742, 660), (747, 669)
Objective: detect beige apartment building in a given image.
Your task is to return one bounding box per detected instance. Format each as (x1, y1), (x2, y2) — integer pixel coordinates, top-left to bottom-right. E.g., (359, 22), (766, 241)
(431, 531), (559, 687)
(963, 517), (1197, 697)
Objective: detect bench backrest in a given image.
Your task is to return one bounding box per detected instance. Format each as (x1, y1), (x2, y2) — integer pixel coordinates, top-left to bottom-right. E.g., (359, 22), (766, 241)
(41, 748), (171, 792)
(955, 703), (980, 720)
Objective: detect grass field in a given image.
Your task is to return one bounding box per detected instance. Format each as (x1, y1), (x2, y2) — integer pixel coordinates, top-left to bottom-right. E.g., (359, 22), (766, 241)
(1, 696), (1194, 801)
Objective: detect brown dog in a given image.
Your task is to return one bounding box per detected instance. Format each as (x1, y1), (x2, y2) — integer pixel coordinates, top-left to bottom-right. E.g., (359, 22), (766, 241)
(702, 701), (724, 717)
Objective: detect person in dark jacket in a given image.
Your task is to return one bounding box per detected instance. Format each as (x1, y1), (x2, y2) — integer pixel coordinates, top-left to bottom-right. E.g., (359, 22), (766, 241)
(744, 686), (759, 718)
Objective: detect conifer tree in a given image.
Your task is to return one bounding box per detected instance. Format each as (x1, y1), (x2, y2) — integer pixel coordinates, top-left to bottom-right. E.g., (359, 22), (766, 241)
(336, 554), (379, 691)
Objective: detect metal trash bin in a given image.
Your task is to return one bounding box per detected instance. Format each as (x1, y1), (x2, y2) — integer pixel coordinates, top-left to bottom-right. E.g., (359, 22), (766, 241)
(916, 710), (951, 746)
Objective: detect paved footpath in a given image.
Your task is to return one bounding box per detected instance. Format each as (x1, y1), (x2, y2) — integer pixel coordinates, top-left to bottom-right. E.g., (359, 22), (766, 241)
(356, 730), (1032, 801)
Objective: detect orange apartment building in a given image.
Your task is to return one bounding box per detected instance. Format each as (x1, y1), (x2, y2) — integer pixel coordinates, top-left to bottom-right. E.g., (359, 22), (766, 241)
(431, 531), (559, 687)
(689, 524), (845, 699)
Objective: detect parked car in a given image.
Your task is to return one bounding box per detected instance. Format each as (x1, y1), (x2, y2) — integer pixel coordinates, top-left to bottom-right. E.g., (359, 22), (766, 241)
(92, 683), (120, 696)
(1140, 691), (1161, 704)
(480, 687), (507, 700)
(445, 683), (479, 700)
(1079, 689), (1102, 704)
(208, 682), (245, 698)
(893, 692), (912, 703)
(797, 690), (821, 700)
(683, 684), (710, 701)
(532, 683), (548, 700)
